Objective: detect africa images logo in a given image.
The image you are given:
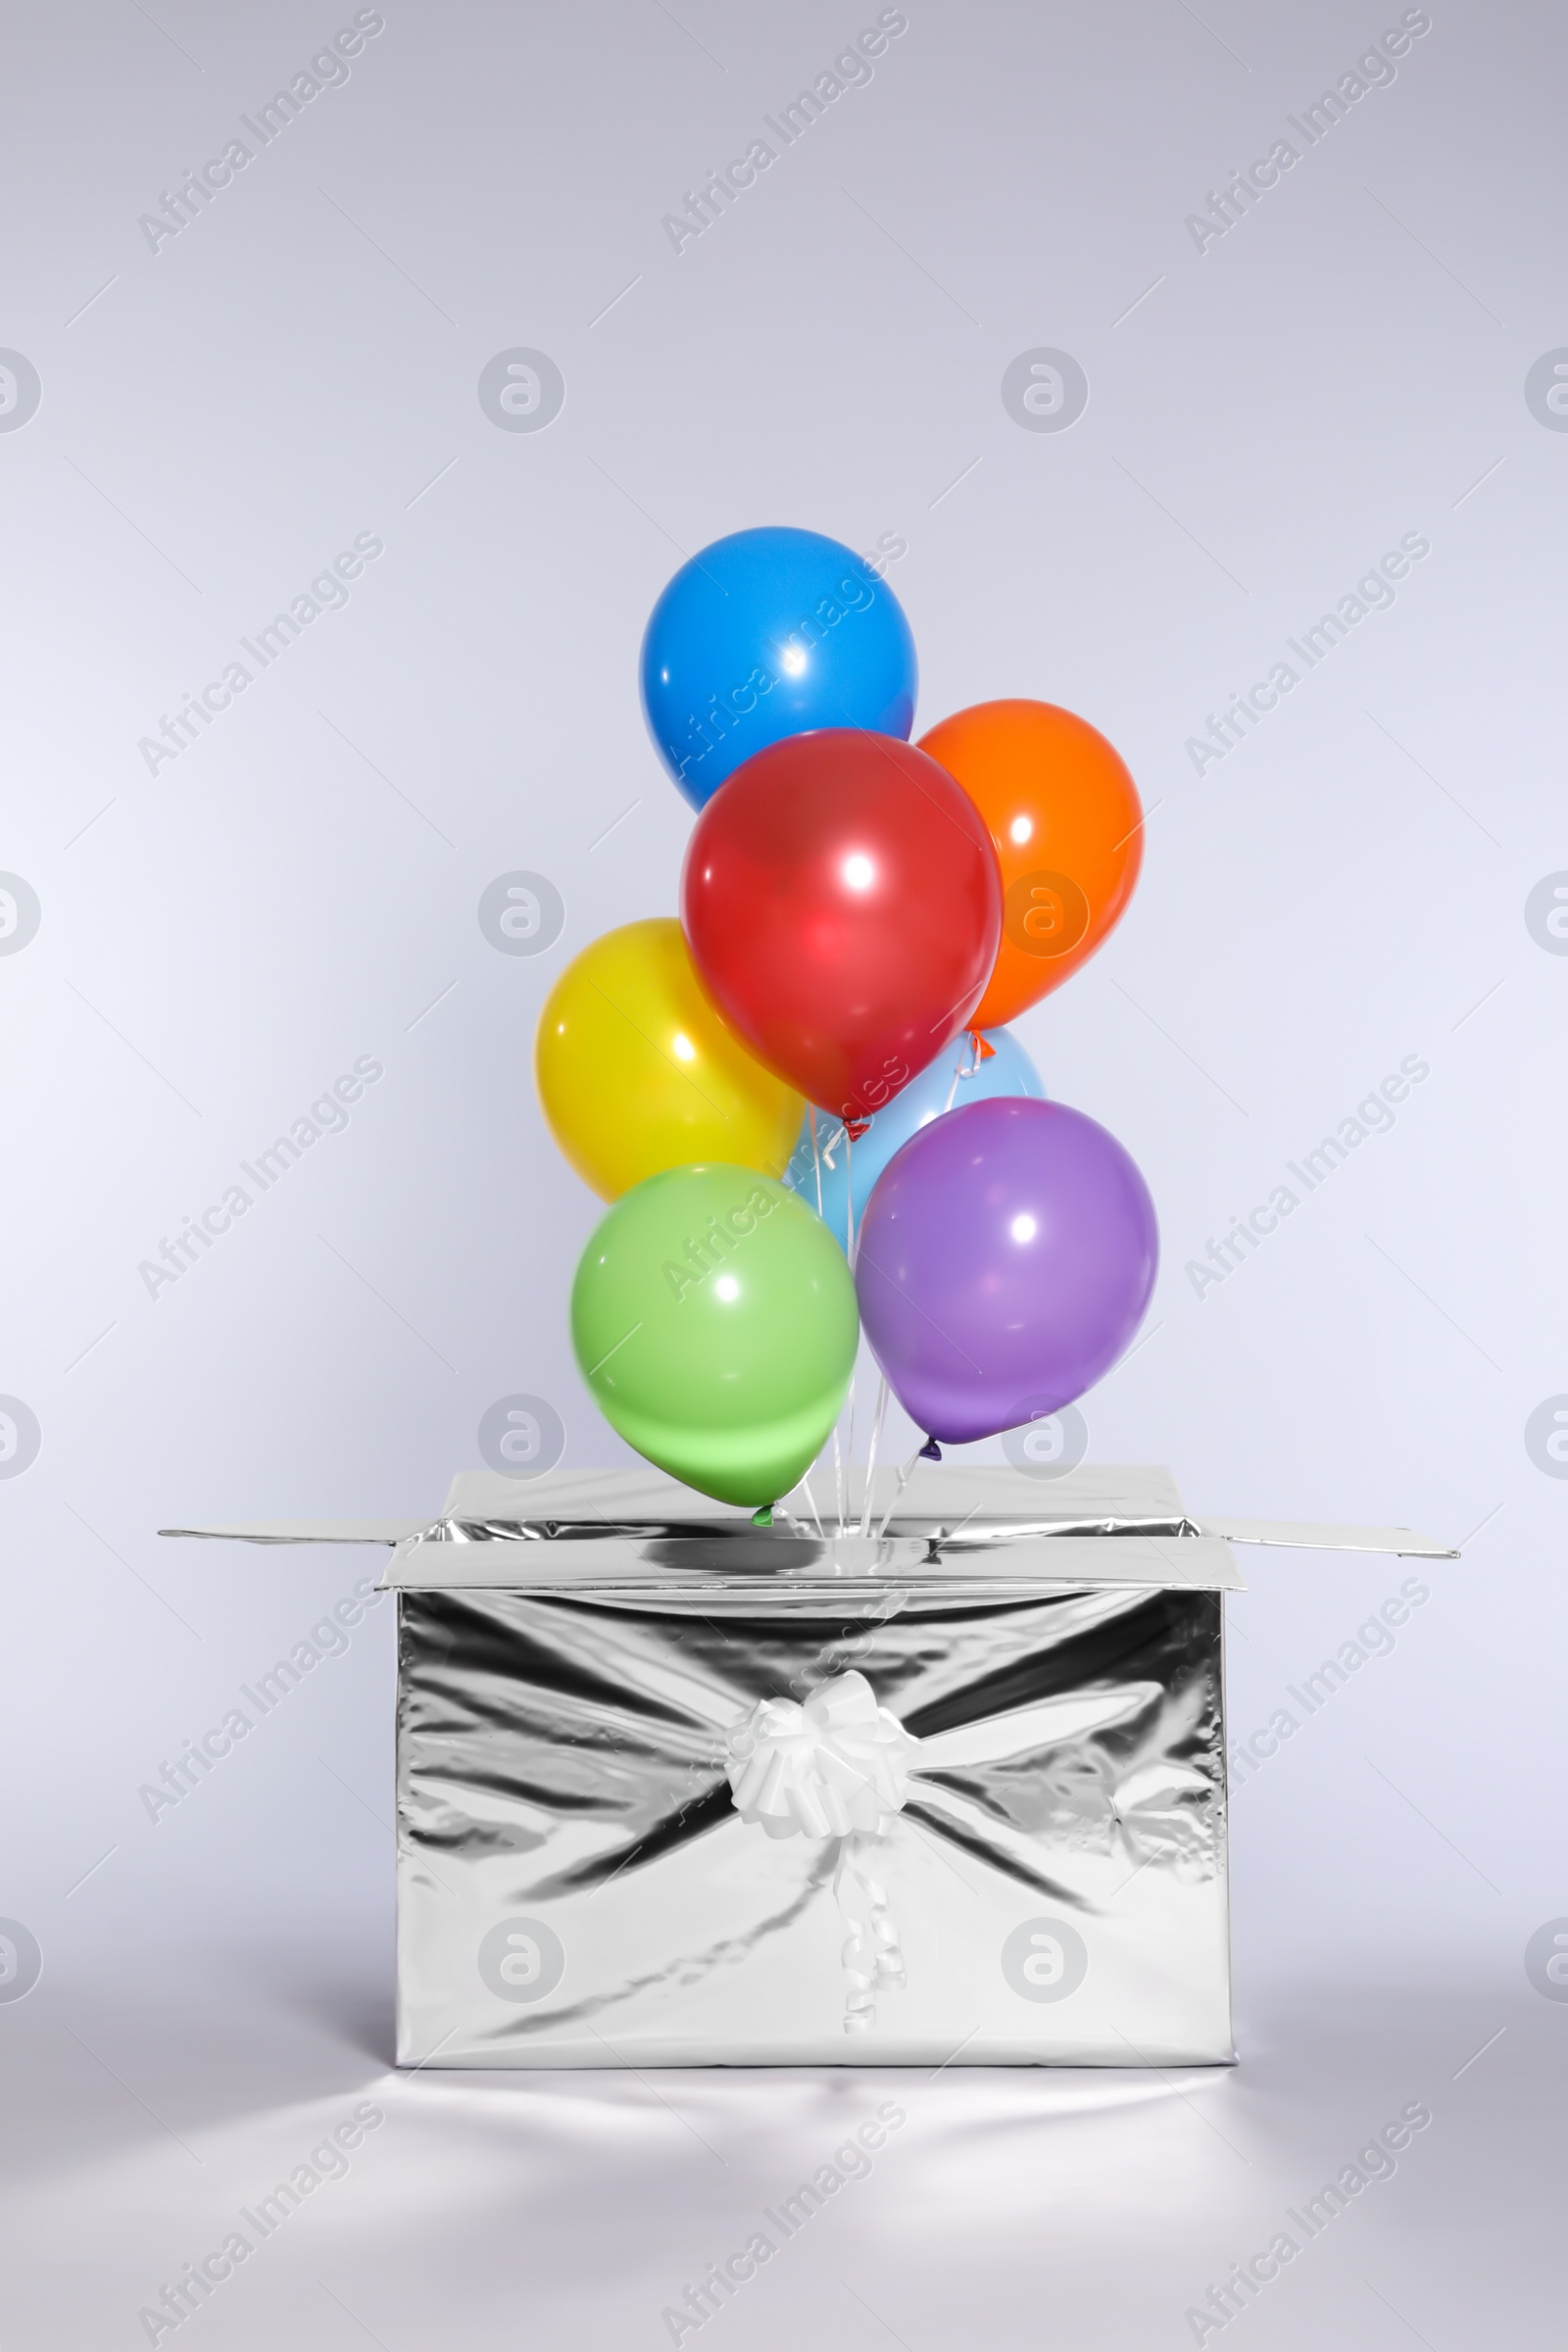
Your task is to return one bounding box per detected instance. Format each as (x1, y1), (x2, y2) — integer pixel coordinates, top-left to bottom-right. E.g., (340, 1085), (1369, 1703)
(1525, 1919), (1568, 2000)
(0, 1398), (42, 1480)
(1524, 1396), (1568, 1478)
(478, 1918), (565, 2003)
(1524, 352), (1568, 430)
(0, 873), (41, 954)
(1001, 1917), (1089, 2002)
(1000, 350), (1089, 433)
(0, 351), (42, 431)
(477, 1396), (566, 1478)
(1004, 871), (1089, 957)
(477, 871), (565, 956)
(0, 1920), (42, 2002)
(476, 350), (565, 433)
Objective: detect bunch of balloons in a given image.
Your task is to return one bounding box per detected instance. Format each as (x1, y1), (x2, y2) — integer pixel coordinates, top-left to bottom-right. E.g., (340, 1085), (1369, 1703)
(536, 525), (1158, 1513)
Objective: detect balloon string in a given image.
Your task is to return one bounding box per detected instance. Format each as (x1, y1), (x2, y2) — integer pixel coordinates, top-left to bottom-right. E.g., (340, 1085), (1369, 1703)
(832, 1414), (846, 1542)
(798, 1471), (825, 1542)
(873, 1447), (923, 1543)
(858, 1375), (889, 1538)
(845, 1120), (856, 1266)
(832, 1372), (851, 1536)
(942, 1038), (975, 1116)
(840, 1119), (858, 1542)
(841, 1367), (858, 1536)
(808, 1105), (847, 1533)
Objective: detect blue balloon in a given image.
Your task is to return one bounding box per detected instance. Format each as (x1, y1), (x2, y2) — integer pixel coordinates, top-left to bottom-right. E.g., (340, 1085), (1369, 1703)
(640, 526), (918, 810)
(782, 1027), (1047, 1255)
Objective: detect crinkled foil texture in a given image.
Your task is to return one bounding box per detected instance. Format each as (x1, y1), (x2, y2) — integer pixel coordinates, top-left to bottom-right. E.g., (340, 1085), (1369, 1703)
(396, 1584), (1234, 2068)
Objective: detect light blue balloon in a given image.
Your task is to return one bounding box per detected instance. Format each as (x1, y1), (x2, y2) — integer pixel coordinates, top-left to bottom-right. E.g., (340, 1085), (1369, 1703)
(640, 525), (917, 810)
(783, 1027), (1047, 1255)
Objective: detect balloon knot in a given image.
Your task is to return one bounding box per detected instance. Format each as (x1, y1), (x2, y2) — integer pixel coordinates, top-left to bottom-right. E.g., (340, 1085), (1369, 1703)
(751, 1505), (773, 1527)
(918, 1439), (942, 1461)
(844, 1116), (872, 1143)
(970, 1030), (997, 1061)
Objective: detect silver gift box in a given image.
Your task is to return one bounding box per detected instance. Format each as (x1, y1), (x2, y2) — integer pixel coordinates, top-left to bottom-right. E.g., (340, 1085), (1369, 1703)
(166, 1465), (1451, 2069)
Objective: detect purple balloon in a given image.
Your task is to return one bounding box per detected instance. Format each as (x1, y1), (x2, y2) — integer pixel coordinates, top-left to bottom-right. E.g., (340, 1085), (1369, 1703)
(855, 1097), (1158, 1446)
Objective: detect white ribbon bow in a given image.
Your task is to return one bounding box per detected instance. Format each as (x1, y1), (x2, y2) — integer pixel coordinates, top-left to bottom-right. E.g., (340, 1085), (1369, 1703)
(725, 1671), (918, 2032)
(725, 1671), (918, 1840)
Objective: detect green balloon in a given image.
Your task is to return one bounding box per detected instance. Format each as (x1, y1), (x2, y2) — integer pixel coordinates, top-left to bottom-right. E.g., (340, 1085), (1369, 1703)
(571, 1162), (858, 1507)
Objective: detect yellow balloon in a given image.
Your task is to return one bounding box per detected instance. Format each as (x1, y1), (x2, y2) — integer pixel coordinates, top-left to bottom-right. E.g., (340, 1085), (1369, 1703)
(535, 918), (803, 1200)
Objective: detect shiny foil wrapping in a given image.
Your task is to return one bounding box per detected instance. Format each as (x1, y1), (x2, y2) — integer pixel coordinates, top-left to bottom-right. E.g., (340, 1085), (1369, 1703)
(395, 1491), (1234, 2068)
(165, 1463), (1455, 2066)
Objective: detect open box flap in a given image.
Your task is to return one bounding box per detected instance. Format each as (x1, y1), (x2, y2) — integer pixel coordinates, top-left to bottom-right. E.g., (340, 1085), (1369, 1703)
(160, 1464), (1455, 1589)
(1201, 1516), (1454, 1558)
(159, 1518), (430, 1545)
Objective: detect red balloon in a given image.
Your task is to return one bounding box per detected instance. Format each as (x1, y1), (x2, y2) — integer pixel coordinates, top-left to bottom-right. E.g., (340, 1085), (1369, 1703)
(681, 730), (1003, 1122)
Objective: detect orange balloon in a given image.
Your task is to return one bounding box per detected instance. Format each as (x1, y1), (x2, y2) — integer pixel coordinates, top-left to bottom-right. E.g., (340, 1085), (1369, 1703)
(917, 699), (1143, 1026)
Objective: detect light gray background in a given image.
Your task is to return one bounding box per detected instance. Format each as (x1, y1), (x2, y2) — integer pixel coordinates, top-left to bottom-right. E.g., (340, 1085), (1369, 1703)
(1, 1), (1563, 2343)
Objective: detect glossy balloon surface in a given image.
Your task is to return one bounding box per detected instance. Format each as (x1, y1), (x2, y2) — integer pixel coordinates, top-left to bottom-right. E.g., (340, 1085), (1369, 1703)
(855, 1097), (1157, 1444)
(783, 1025), (1046, 1255)
(642, 526), (917, 809)
(535, 918), (801, 1200)
(571, 1164), (858, 1506)
(916, 699), (1142, 1024)
(681, 729), (1002, 1121)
